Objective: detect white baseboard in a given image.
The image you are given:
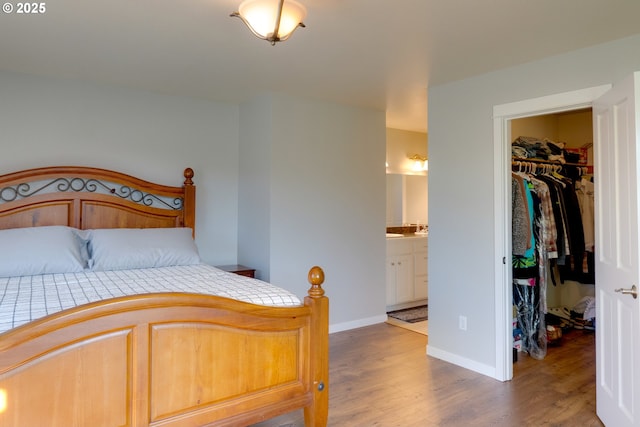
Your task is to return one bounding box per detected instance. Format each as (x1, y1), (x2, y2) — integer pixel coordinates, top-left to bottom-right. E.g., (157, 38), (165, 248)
(329, 314), (387, 334)
(426, 344), (497, 379)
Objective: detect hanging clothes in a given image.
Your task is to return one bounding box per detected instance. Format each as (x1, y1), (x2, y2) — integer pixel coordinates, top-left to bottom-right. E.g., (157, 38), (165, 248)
(510, 161), (595, 359)
(512, 171), (547, 359)
(575, 177), (595, 283)
(512, 176), (530, 256)
(512, 173), (538, 282)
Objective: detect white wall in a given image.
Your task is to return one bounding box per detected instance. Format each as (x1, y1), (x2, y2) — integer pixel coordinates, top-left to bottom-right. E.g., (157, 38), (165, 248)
(0, 69), (389, 332)
(427, 34), (640, 375)
(238, 95), (273, 280)
(0, 70), (240, 265)
(239, 93), (388, 330)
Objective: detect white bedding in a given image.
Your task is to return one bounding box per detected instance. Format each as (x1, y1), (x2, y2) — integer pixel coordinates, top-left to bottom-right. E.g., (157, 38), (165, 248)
(0, 264), (302, 334)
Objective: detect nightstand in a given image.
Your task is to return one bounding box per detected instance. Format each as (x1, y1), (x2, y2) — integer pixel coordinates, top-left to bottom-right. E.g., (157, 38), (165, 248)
(216, 264), (256, 278)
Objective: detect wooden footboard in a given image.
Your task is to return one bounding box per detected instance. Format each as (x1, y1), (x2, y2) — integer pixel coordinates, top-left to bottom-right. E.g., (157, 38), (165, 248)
(0, 267), (329, 427)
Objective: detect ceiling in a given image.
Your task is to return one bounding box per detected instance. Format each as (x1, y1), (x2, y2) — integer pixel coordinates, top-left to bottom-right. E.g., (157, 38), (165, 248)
(2, 0), (640, 133)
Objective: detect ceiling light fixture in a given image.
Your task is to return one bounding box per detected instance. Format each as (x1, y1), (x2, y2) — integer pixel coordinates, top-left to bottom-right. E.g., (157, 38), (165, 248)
(231, 0), (307, 46)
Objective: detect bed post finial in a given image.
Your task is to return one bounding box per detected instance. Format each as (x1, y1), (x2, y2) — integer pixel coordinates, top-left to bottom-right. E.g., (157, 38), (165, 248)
(307, 266), (325, 298)
(183, 168), (194, 186)
(182, 168), (196, 234)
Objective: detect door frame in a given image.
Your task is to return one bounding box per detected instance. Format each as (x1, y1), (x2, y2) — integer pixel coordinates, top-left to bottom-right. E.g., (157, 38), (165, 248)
(492, 84), (611, 381)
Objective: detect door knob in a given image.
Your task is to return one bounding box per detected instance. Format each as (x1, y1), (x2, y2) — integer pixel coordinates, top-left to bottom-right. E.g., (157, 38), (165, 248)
(614, 284), (638, 299)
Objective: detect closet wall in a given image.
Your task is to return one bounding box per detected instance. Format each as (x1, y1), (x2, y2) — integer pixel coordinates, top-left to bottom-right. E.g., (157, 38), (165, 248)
(511, 109), (595, 310)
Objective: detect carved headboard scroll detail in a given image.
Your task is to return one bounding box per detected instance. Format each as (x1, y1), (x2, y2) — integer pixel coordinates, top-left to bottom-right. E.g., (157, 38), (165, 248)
(0, 166), (196, 233)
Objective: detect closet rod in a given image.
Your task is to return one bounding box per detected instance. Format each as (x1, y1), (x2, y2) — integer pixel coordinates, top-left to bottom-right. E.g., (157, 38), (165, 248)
(512, 159), (593, 175)
(511, 158), (591, 167)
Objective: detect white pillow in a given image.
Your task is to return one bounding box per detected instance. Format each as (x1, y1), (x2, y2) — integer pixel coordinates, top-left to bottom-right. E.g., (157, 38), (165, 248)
(88, 227), (200, 271)
(0, 226), (88, 277)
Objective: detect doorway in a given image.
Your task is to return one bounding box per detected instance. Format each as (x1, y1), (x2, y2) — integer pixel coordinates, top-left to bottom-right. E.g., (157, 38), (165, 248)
(510, 109), (596, 362)
(492, 84), (611, 382)
(494, 74), (640, 426)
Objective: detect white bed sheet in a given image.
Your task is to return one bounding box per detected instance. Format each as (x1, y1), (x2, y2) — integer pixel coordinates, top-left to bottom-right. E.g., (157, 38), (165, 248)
(0, 264), (302, 334)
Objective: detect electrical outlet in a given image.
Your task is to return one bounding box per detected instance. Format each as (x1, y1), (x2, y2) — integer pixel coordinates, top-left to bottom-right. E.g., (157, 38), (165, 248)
(459, 315), (467, 331)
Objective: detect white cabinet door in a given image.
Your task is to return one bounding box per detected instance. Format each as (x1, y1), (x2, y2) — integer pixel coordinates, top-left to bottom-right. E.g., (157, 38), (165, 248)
(413, 238), (428, 300)
(386, 255), (414, 305)
(386, 257), (398, 306)
(394, 254), (414, 303)
(387, 238), (427, 307)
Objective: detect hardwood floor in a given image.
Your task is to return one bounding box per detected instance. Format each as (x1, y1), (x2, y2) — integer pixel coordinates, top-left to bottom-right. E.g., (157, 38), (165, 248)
(252, 323), (603, 427)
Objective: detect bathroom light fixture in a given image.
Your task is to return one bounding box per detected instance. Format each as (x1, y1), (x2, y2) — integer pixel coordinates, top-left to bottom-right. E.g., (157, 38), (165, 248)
(231, 0), (307, 45)
(409, 154), (428, 171)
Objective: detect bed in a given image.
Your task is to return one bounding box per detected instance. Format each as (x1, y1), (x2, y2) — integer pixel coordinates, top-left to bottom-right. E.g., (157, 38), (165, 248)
(0, 166), (329, 427)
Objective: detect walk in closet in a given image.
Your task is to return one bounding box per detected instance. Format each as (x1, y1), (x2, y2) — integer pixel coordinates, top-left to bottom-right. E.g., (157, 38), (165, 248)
(510, 109), (595, 361)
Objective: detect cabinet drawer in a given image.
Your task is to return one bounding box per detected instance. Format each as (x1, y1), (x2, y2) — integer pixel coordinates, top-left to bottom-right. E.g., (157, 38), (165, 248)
(234, 270), (256, 278)
(414, 253), (428, 276)
(387, 239), (413, 256)
(413, 238), (428, 253)
(414, 275), (428, 300)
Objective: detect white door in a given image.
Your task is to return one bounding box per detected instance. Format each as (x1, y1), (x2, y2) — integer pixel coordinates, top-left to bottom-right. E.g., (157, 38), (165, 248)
(594, 71), (640, 427)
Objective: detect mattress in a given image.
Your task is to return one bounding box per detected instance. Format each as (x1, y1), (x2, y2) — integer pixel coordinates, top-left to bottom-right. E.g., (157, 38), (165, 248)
(0, 264), (302, 334)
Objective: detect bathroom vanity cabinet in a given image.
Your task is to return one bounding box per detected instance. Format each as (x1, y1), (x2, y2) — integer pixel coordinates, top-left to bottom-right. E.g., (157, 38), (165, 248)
(386, 236), (428, 309)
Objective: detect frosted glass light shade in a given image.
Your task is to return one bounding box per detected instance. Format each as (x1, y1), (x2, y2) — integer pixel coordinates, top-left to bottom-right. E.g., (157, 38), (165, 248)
(233, 0), (306, 44)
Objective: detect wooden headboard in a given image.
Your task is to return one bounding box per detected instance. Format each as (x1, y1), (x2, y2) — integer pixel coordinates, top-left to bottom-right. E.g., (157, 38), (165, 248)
(0, 166), (195, 232)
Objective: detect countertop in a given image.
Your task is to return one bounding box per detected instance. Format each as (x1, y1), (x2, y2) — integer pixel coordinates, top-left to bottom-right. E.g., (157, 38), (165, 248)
(386, 233), (428, 239)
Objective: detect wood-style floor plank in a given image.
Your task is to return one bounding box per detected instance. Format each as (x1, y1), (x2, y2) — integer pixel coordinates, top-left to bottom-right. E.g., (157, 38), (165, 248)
(252, 323), (602, 427)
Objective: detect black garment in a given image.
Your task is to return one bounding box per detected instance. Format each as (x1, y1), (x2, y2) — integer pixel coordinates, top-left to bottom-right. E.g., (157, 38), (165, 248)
(558, 178), (587, 282)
